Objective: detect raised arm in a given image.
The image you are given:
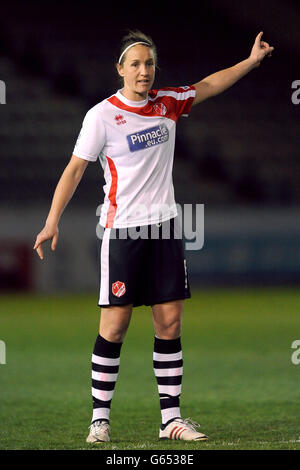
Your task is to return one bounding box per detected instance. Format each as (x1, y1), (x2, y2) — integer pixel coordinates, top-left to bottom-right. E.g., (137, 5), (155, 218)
(33, 154), (88, 260)
(192, 32), (274, 106)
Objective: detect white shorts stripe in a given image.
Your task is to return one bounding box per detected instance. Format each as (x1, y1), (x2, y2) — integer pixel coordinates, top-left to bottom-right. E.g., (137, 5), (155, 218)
(92, 371), (118, 382)
(153, 351), (182, 362)
(99, 228), (111, 305)
(153, 367), (183, 377)
(92, 354), (120, 366)
(92, 387), (115, 402)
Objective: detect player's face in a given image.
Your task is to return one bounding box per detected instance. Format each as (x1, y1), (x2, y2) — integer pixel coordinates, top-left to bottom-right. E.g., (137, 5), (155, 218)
(117, 45), (155, 101)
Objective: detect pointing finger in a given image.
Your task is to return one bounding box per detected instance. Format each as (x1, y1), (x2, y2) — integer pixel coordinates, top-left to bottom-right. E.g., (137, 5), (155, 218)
(256, 31), (263, 43)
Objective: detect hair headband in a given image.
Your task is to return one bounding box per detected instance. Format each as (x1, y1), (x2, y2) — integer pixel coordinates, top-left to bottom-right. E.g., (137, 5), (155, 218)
(118, 41), (151, 64)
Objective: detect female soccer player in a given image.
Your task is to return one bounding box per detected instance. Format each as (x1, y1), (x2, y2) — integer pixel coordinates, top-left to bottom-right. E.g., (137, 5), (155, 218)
(34, 30), (273, 443)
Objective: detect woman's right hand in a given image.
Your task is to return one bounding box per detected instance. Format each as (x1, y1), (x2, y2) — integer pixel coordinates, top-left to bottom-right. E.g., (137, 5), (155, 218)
(33, 222), (59, 260)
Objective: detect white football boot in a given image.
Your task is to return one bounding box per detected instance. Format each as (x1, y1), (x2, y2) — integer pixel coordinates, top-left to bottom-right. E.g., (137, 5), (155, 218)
(86, 420), (110, 443)
(159, 418), (208, 441)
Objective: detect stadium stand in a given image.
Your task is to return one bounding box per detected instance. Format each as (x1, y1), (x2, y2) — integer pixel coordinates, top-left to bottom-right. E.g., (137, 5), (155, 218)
(1, 1), (299, 208)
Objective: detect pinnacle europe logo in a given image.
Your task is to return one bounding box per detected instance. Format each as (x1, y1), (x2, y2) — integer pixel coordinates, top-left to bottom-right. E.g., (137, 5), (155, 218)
(127, 124), (169, 152)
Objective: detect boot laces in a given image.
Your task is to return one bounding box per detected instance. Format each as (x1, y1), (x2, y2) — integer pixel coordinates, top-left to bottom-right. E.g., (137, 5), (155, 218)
(89, 420), (109, 437)
(182, 418), (201, 432)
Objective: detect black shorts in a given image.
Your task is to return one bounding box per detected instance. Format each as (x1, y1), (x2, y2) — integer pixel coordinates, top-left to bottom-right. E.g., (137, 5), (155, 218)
(97, 217), (191, 308)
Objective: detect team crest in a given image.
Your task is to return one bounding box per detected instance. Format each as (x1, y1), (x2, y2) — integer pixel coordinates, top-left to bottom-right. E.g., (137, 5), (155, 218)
(112, 281), (126, 297)
(154, 103), (167, 116)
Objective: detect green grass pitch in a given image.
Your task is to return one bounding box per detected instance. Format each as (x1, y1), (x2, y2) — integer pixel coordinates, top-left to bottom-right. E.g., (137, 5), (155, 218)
(0, 287), (299, 450)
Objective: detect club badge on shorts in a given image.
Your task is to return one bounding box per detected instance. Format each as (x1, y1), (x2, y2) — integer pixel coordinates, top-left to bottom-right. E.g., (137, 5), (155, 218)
(112, 281), (126, 297)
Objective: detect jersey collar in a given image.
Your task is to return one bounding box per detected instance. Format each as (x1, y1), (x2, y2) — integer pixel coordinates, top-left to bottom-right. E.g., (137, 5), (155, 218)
(116, 89), (149, 108)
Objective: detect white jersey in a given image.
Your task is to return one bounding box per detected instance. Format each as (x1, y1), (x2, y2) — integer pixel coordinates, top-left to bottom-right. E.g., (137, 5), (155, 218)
(73, 86), (196, 228)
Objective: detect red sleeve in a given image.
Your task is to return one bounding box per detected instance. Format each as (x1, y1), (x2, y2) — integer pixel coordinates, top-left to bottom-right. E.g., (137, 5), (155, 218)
(172, 85), (196, 118)
(149, 85), (196, 121)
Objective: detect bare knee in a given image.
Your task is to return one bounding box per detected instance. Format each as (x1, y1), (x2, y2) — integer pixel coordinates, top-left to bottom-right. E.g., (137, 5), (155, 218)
(99, 305), (132, 343)
(152, 301), (184, 340)
(155, 318), (182, 339)
(100, 325), (127, 343)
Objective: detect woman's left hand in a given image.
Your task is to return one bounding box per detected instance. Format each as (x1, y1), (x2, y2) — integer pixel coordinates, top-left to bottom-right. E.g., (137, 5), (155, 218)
(249, 32), (274, 67)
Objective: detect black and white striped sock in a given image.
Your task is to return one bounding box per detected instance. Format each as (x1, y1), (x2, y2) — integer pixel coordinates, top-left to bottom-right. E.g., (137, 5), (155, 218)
(91, 334), (122, 423)
(153, 335), (183, 425)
